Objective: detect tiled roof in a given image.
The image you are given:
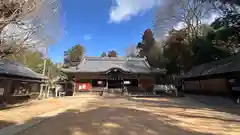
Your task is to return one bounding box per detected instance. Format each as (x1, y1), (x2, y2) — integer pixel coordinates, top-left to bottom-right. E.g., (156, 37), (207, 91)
(182, 53), (240, 79)
(0, 60), (48, 80)
(62, 57), (165, 74)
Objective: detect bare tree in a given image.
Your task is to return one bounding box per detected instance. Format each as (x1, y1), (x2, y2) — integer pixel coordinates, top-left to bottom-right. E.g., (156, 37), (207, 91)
(201, 0), (240, 14)
(0, 0), (61, 58)
(153, 0), (215, 39)
(125, 45), (138, 57)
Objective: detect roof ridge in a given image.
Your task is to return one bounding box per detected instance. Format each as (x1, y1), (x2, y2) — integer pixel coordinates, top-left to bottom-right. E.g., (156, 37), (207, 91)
(126, 57), (146, 61)
(0, 59), (48, 79)
(0, 59), (35, 73)
(84, 56), (146, 61)
(76, 57), (87, 69)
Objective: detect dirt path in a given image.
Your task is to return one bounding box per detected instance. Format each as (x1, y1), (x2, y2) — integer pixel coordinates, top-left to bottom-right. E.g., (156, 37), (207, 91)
(15, 96), (240, 135)
(0, 94), (98, 130)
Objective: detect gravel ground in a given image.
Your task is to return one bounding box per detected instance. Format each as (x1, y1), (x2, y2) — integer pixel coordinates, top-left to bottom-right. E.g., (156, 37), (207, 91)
(11, 95), (240, 135)
(0, 95), (98, 130)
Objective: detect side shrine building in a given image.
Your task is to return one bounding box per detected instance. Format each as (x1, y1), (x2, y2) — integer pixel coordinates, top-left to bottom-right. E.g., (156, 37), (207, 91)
(61, 57), (165, 94)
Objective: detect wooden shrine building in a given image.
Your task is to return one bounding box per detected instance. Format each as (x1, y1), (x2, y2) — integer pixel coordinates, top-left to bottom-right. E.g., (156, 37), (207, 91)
(0, 60), (48, 105)
(61, 57), (165, 94)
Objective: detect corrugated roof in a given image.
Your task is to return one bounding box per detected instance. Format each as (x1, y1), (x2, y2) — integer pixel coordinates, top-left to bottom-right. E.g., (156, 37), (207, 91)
(62, 57), (165, 74)
(0, 60), (48, 80)
(182, 53), (240, 79)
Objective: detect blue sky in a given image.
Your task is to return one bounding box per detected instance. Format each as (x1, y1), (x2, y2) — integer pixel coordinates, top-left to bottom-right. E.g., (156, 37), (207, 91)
(48, 0), (158, 63)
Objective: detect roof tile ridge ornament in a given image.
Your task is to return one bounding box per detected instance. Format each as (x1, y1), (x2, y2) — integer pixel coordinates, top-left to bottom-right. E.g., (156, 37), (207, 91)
(81, 56), (86, 63)
(143, 56), (151, 69)
(85, 56), (124, 61)
(111, 63), (128, 71)
(125, 57), (145, 61)
(106, 65), (131, 74)
(76, 57), (86, 70)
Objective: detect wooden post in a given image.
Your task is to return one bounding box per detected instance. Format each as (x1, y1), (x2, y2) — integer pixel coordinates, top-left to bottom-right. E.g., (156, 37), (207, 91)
(46, 67), (51, 98)
(64, 82), (67, 97)
(2, 80), (13, 104)
(55, 85), (58, 97)
(39, 58), (47, 98)
(91, 80), (93, 94)
(106, 80), (108, 89)
(47, 83), (51, 98)
(73, 82), (76, 96)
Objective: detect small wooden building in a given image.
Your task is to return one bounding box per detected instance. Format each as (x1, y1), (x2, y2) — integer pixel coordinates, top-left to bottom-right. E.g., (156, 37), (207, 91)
(61, 57), (165, 94)
(52, 76), (74, 96)
(0, 60), (48, 105)
(181, 53), (240, 97)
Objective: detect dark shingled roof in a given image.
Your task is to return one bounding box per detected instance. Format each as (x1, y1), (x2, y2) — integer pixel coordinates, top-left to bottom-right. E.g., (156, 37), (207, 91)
(62, 57), (165, 74)
(0, 60), (48, 80)
(182, 53), (240, 79)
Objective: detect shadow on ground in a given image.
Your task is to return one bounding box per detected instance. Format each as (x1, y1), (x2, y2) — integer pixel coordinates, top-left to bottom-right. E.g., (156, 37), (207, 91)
(0, 102), (34, 111)
(128, 96), (240, 116)
(1, 96), (239, 135)
(177, 113), (240, 123)
(0, 120), (16, 131)
(14, 106), (214, 135)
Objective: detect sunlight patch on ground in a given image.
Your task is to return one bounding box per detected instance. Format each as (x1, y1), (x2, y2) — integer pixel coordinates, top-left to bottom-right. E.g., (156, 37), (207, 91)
(102, 122), (121, 129)
(146, 128), (159, 135)
(156, 109), (240, 135)
(47, 99), (58, 103)
(91, 122), (101, 126)
(132, 97), (169, 102)
(113, 97), (240, 135)
(99, 128), (112, 135)
(3, 94), (239, 135)
(71, 127), (88, 135)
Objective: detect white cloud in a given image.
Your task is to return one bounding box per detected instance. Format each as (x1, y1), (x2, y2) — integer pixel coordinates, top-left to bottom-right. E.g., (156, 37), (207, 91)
(202, 12), (220, 24)
(172, 12), (220, 31)
(109, 0), (160, 23)
(174, 22), (186, 30)
(83, 34), (92, 41)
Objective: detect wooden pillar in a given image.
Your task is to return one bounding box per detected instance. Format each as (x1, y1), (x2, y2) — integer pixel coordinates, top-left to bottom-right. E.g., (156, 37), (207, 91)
(2, 80), (13, 103)
(137, 74), (141, 88)
(55, 84), (58, 97)
(106, 80), (108, 89)
(73, 82), (76, 96)
(47, 82), (51, 98)
(11, 81), (20, 95)
(137, 78), (140, 88)
(90, 80), (92, 93)
(65, 82), (67, 96)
